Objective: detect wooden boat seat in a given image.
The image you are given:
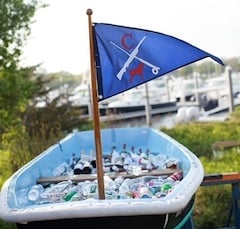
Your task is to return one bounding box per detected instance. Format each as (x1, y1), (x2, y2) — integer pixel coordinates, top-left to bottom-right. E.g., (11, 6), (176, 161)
(37, 168), (181, 184)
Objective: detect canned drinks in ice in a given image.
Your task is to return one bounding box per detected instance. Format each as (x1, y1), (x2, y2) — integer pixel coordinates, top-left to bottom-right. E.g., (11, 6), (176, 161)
(27, 184), (44, 202)
(168, 171), (183, 182)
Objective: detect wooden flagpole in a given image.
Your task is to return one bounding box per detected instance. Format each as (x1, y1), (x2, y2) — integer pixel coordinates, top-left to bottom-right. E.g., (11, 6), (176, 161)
(86, 8), (105, 199)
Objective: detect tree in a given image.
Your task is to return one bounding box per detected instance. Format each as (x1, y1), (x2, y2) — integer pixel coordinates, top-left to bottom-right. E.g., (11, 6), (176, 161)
(0, 0), (45, 134)
(177, 65), (194, 77)
(0, 67), (37, 135)
(224, 57), (240, 72)
(0, 1), (47, 176)
(0, 0), (91, 175)
(0, 0), (44, 70)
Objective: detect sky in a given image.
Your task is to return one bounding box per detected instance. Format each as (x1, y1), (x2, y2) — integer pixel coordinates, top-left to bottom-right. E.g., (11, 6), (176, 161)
(21, 0), (240, 75)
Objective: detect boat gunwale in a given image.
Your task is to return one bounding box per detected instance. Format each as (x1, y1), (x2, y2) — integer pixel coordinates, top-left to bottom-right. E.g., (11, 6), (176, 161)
(0, 127), (204, 223)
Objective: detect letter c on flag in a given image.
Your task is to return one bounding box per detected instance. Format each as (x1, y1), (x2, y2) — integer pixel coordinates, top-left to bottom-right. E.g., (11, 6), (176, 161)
(121, 33), (134, 50)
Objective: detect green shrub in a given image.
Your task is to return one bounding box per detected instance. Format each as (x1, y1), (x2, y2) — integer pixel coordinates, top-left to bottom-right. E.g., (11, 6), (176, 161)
(0, 221), (16, 229)
(194, 149), (240, 228)
(161, 107), (240, 228)
(161, 120), (240, 158)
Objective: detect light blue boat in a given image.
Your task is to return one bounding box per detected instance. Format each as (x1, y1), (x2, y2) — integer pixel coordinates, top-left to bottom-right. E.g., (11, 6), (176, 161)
(0, 127), (204, 228)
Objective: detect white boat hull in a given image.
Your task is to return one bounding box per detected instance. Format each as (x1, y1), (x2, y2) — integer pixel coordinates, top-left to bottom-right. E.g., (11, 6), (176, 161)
(0, 127), (204, 228)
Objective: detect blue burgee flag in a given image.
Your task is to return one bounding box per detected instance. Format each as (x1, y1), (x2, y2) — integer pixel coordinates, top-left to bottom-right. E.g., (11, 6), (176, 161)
(93, 23), (224, 101)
